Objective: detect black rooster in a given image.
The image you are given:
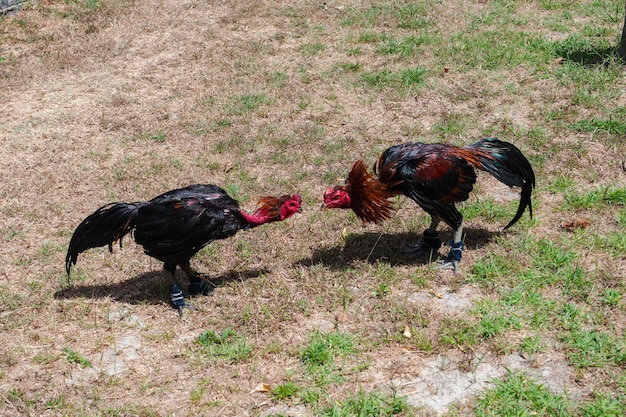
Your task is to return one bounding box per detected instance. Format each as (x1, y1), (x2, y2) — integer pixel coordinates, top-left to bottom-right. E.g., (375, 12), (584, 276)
(323, 138), (535, 273)
(66, 184), (302, 314)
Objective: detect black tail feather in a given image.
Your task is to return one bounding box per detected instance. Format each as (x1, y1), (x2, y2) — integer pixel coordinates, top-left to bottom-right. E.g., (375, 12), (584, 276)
(65, 202), (142, 275)
(467, 138), (536, 229)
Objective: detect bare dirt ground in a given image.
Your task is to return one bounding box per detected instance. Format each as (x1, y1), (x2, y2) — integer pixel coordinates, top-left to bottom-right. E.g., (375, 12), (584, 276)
(1, 1), (625, 416)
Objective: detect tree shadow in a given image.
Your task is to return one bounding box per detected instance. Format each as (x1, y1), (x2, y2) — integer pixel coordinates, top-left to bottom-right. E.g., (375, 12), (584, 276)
(294, 227), (498, 270)
(54, 267), (270, 305)
(555, 42), (618, 66)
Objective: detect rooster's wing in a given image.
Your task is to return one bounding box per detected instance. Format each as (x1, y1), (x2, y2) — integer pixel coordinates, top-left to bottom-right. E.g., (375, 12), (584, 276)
(378, 143), (477, 229)
(134, 187), (245, 265)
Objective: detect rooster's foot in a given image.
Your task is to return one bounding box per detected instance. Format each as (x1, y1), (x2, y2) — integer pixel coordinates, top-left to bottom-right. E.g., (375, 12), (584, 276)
(188, 279), (213, 296)
(434, 240), (464, 275)
(170, 284), (198, 317)
(404, 230), (441, 256)
(435, 259), (459, 275)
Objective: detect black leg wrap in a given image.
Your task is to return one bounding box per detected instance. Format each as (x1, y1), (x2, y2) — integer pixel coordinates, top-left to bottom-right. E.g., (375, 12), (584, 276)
(447, 240), (464, 262)
(422, 230), (442, 251)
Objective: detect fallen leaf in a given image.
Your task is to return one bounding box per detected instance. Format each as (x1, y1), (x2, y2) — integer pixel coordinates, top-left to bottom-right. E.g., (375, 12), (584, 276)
(403, 325), (411, 338)
(250, 383), (271, 394)
(335, 312), (349, 324)
(561, 218), (591, 231)
(430, 290), (443, 299)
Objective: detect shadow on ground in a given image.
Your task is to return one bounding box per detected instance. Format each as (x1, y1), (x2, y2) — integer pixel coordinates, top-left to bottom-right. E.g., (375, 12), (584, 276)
(555, 42), (619, 66)
(54, 267), (270, 305)
(295, 227), (498, 270)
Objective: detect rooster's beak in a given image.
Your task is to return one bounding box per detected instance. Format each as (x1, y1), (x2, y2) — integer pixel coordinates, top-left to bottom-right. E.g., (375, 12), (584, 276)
(318, 195), (327, 210)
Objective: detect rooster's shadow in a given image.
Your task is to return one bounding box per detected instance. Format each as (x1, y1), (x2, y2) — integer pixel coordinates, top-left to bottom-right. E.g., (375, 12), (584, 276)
(54, 267), (270, 305)
(294, 227), (497, 270)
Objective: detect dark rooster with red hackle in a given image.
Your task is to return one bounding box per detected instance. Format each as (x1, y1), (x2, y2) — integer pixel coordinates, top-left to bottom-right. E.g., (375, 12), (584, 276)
(66, 184), (302, 314)
(322, 138), (535, 274)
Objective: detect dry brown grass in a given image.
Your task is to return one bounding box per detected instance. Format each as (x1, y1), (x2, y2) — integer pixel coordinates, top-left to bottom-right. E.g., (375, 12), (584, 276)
(1, 0), (625, 416)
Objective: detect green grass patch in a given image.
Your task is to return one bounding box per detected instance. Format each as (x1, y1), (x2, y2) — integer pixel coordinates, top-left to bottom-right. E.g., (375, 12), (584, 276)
(438, 317), (481, 348)
(561, 265), (594, 302)
(322, 389), (411, 416)
(460, 197), (515, 224)
(62, 346), (91, 368)
(547, 175), (576, 194)
(438, 30), (554, 70)
(519, 236), (578, 272)
(374, 34), (433, 58)
(335, 61), (362, 73)
(301, 330), (357, 369)
(564, 187), (626, 210)
(147, 132), (166, 143)
(579, 392), (626, 417)
(223, 93), (269, 116)
(478, 312), (522, 339)
(561, 330), (626, 369)
(573, 117), (626, 135)
(469, 254), (516, 288)
(299, 330), (358, 388)
(359, 67), (427, 91)
(474, 370), (571, 416)
(195, 328), (253, 363)
(271, 381), (301, 401)
(300, 42), (327, 55)
(341, 1), (433, 30)
(520, 335), (544, 355)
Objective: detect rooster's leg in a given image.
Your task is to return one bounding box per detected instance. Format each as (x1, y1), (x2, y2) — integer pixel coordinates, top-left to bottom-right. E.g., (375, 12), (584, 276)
(405, 217), (441, 257)
(180, 260), (212, 296)
(435, 225), (464, 275)
(164, 263), (197, 317)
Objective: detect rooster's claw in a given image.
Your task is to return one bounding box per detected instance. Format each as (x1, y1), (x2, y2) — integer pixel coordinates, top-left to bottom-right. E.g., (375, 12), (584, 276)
(403, 242), (432, 255)
(177, 303), (199, 318)
(434, 259), (459, 275)
(170, 284), (198, 317)
(434, 240), (463, 275)
(404, 230), (442, 256)
(188, 280), (212, 296)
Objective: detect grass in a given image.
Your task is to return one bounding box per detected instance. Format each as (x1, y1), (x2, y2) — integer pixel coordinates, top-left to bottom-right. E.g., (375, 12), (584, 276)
(300, 330), (357, 372)
(358, 67), (427, 92)
(561, 330), (626, 369)
(475, 370), (571, 416)
(62, 346), (91, 368)
(476, 370), (626, 416)
(195, 328), (253, 363)
(564, 186), (626, 210)
(321, 389), (411, 416)
(1, 0), (625, 415)
(271, 381), (301, 401)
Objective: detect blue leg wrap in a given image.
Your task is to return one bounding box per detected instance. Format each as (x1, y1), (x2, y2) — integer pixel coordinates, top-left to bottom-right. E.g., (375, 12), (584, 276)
(170, 284), (186, 309)
(447, 240), (464, 261)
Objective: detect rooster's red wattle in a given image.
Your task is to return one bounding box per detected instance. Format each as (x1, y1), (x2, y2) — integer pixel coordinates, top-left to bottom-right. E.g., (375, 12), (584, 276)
(323, 138), (535, 273)
(66, 184), (302, 314)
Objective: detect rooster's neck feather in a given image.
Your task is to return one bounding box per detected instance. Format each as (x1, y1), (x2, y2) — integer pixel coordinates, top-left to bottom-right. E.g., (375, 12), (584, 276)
(345, 160), (400, 223)
(240, 196), (288, 226)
